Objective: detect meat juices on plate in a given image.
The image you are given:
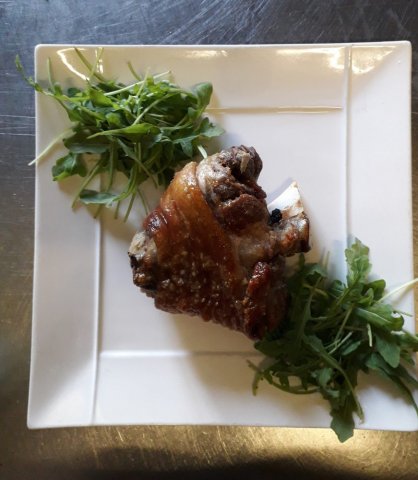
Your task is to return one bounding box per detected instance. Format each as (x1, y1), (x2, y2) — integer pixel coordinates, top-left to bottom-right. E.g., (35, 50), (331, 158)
(129, 146), (309, 339)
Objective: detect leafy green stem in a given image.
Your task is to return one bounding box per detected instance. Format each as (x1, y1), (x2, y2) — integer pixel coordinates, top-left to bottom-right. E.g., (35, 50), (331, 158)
(71, 158), (103, 208)
(378, 278), (418, 303)
(74, 47), (106, 83)
(103, 71), (170, 97)
(29, 128), (74, 166)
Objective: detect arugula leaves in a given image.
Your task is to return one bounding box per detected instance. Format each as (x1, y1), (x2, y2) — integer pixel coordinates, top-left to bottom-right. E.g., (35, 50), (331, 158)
(16, 49), (223, 219)
(251, 239), (418, 443)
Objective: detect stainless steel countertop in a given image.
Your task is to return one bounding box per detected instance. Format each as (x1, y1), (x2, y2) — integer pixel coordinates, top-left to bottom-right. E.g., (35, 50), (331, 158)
(1, 1), (417, 478)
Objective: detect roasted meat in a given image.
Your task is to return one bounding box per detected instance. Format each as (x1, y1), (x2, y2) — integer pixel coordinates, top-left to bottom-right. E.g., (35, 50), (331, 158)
(129, 146), (309, 339)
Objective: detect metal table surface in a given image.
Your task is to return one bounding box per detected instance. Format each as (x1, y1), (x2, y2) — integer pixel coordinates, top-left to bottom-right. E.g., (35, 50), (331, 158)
(1, 1), (417, 479)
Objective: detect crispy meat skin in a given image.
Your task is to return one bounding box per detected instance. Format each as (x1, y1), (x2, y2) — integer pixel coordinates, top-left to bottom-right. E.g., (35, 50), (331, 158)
(129, 146), (309, 339)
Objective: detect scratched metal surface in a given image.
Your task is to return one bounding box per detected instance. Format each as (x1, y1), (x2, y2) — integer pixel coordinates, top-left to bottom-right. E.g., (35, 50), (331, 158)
(1, 1), (417, 479)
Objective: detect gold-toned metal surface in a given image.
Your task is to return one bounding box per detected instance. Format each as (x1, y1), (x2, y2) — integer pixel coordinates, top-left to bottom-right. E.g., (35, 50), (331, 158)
(1, 1), (418, 478)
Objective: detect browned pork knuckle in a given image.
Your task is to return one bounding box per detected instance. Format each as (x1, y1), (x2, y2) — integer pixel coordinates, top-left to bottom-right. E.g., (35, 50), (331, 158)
(129, 146), (309, 339)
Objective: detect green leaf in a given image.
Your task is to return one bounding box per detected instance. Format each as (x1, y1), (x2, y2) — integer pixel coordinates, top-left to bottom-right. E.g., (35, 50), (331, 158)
(67, 87), (82, 97)
(187, 107), (199, 121)
(365, 352), (387, 372)
(330, 406), (355, 443)
(340, 339), (363, 356)
(366, 353), (418, 414)
(79, 189), (118, 205)
(106, 112), (125, 128)
(375, 331), (401, 368)
(357, 287), (375, 307)
(312, 367), (333, 389)
(355, 304), (404, 331)
(254, 339), (283, 358)
(328, 279), (345, 298)
(305, 334), (325, 353)
(399, 331), (418, 352)
(395, 363), (418, 390)
(193, 82), (213, 108)
(179, 138), (194, 157)
(364, 279), (386, 301)
(198, 117), (225, 138)
(367, 353), (418, 389)
(345, 239), (371, 288)
(89, 123), (159, 139)
(287, 262), (327, 294)
(117, 139), (137, 160)
(51, 153), (86, 180)
(64, 130), (109, 154)
(88, 86), (114, 107)
(65, 106), (85, 123)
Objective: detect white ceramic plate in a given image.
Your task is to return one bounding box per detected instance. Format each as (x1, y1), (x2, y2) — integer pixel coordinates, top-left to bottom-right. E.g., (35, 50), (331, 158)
(29, 43), (416, 431)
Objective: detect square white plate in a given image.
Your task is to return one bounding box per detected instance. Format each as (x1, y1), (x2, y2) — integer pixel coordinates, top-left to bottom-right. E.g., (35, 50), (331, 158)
(29, 43), (416, 431)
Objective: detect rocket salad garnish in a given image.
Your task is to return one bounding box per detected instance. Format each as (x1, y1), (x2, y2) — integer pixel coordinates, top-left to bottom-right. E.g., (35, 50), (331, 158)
(251, 239), (418, 442)
(16, 48), (223, 220)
